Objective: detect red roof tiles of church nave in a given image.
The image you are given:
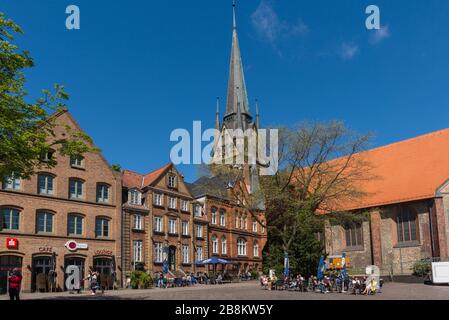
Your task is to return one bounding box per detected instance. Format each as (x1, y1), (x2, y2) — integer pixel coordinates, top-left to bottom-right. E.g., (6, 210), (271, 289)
(341, 127), (449, 210)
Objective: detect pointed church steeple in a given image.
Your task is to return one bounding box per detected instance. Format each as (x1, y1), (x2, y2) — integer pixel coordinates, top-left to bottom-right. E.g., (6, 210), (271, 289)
(223, 0), (252, 130)
(255, 99), (260, 129)
(215, 97), (220, 130)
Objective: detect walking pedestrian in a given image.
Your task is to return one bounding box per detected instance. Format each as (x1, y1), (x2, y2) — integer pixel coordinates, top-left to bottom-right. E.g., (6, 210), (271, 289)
(8, 268), (22, 301)
(87, 270), (99, 295)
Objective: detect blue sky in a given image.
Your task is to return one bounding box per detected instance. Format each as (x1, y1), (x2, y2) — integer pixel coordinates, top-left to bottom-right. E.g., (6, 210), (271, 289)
(2, 0), (449, 182)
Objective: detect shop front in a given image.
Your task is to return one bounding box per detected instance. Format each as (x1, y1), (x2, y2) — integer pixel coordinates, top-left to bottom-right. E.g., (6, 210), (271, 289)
(64, 256), (86, 290)
(93, 251), (116, 290)
(0, 255), (23, 295)
(31, 254), (57, 292)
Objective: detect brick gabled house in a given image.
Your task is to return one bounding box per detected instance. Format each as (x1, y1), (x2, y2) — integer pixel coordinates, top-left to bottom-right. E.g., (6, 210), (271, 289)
(0, 109), (122, 293)
(187, 176), (267, 274)
(122, 163), (202, 279)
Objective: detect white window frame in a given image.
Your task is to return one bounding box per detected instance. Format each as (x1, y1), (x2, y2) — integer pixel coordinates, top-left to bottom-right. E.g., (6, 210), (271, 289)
(38, 174), (54, 195)
(182, 221), (189, 236)
(237, 238), (247, 256)
(69, 179), (84, 199)
(220, 211), (226, 226)
(182, 245), (189, 264)
(221, 237), (227, 255)
(154, 193), (163, 206)
(196, 246), (203, 261)
(168, 196), (177, 209)
(96, 184), (109, 203)
(3, 173), (21, 191)
(129, 189), (142, 205)
(154, 216), (163, 232)
(134, 214), (143, 230)
(181, 199), (189, 212)
(252, 221), (258, 233)
(212, 236), (218, 254)
(133, 240), (143, 263)
(196, 224), (203, 238)
(36, 211), (53, 233)
(253, 241), (259, 257)
(168, 175), (177, 188)
(194, 204), (202, 217)
(211, 208), (217, 225)
(169, 219), (177, 234)
(70, 156), (84, 168)
(154, 242), (163, 263)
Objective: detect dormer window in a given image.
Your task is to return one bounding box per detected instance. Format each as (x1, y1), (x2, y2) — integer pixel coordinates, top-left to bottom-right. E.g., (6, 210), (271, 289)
(129, 189), (142, 205)
(40, 149), (55, 162)
(168, 175), (177, 188)
(194, 204), (202, 217)
(70, 156), (84, 168)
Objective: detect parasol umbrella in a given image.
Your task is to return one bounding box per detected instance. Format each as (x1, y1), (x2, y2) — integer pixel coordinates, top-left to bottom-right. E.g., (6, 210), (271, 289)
(317, 255), (326, 280)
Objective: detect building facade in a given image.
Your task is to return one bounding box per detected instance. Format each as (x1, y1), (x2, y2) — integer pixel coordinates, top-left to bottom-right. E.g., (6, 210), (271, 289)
(0, 110), (122, 293)
(187, 178), (267, 274)
(121, 163), (207, 279)
(325, 129), (449, 276)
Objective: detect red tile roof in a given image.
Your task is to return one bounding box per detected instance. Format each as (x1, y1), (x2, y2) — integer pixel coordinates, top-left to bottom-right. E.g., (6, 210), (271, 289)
(122, 163), (173, 189)
(342, 128), (449, 210)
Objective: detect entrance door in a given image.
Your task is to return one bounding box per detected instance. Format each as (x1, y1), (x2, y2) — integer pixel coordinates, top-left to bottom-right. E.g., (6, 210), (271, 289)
(0, 255), (22, 295)
(93, 258), (113, 290)
(168, 246), (176, 271)
(64, 257), (85, 290)
(32, 256), (52, 292)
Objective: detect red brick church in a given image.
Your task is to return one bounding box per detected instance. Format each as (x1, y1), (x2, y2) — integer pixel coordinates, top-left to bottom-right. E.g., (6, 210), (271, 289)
(325, 128), (449, 276)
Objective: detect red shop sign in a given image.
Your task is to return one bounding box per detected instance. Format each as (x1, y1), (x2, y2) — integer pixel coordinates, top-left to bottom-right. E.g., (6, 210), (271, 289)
(6, 238), (18, 249)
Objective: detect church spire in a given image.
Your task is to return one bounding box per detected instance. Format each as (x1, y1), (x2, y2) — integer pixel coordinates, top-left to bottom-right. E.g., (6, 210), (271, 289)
(223, 0), (252, 130)
(232, 0), (237, 30)
(255, 98), (260, 129)
(215, 97), (220, 130)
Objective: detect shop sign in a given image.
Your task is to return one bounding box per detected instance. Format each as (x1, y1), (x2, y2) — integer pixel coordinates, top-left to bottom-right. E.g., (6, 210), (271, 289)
(94, 249), (113, 256)
(6, 238), (18, 249)
(39, 246), (53, 253)
(65, 240), (88, 251)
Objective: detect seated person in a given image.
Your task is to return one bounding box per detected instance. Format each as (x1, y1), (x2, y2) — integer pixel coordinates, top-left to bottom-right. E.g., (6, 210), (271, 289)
(217, 273), (223, 284)
(362, 278), (378, 295)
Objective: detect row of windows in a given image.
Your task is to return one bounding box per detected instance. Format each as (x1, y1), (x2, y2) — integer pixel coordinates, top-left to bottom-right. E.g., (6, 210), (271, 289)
(150, 243), (204, 264)
(133, 241), (259, 263)
(128, 190), (189, 212)
(210, 236), (260, 257)
(210, 208), (265, 234)
(344, 208), (419, 248)
(1, 207), (111, 238)
(3, 174), (110, 203)
(150, 215), (203, 238)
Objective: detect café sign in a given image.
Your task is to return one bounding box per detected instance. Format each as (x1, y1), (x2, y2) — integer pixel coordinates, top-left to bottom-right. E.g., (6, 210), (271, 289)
(65, 240), (88, 251)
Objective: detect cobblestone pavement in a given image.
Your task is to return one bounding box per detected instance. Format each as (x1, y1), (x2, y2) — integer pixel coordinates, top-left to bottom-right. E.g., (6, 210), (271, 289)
(1, 281), (449, 300)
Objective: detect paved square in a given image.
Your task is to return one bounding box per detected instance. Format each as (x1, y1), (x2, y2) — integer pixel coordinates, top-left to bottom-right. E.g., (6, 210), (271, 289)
(1, 281), (449, 300)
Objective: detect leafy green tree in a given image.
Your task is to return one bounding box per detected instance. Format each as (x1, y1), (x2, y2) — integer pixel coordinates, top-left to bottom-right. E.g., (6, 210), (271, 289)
(259, 121), (373, 276)
(111, 164), (122, 172)
(0, 12), (95, 179)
